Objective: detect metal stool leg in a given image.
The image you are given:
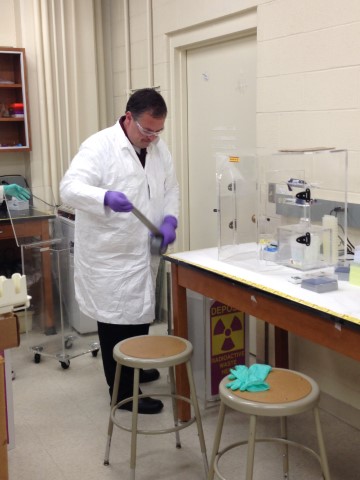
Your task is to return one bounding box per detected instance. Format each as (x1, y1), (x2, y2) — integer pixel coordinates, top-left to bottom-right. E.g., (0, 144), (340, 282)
(104, 363), (122, 465)
(208, 401), (226, 480)
(168, 365), (181, 448)
(280, 416), (289, 478)
(313, 407), (331, 480)
(130, 368), (140, 480)
(245, 415), (257, 480)
(186, 360), (209, 478)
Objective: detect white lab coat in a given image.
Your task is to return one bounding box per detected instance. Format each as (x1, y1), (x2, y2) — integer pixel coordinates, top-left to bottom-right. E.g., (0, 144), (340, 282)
(60, 121), (179, 324)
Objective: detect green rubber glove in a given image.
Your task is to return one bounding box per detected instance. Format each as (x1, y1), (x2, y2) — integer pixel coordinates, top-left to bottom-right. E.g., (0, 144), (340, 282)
(3, 184), (30, 201)
(226, 364), (272, 392)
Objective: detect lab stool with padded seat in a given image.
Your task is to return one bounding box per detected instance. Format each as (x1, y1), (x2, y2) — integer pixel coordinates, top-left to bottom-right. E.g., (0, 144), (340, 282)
(104, 335), (208, 480)
(208, 368), (331, 480)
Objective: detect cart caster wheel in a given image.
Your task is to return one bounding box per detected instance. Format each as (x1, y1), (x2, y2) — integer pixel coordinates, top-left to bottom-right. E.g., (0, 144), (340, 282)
(34, 353), (41, 364)
(60, 360), (70, 369)
(92, 349), (99, 358)
(65, 339), (73, 349)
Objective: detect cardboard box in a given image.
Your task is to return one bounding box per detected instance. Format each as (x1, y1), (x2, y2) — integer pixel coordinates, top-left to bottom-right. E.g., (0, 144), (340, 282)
(0, 313), (20, 351)
(0, 356), (9, 480)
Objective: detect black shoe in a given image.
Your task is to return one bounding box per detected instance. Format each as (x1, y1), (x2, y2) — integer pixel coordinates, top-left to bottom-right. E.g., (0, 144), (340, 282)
(118, 397), (164, 414)
(139, 368), (160, 383)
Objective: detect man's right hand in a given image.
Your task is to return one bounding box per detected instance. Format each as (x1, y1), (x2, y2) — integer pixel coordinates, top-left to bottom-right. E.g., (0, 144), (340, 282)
(104, 191), (133, 212)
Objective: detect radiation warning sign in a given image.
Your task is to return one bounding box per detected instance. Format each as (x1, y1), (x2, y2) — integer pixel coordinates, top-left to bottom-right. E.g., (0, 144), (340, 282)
(210, 300), (245, 395)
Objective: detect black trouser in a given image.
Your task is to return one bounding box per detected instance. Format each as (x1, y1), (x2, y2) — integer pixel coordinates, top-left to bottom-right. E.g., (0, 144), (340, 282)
(97, 321), (150, 402)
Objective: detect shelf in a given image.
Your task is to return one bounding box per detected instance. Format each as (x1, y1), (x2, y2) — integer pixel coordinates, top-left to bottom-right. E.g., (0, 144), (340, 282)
(0, 118), (24, 122)
(0, 47), (31, 152)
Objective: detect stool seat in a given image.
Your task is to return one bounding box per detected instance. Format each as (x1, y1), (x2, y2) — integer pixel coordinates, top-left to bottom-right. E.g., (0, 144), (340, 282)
(208, 368), (331, 480)
(104, 335), (208, 480)
(115, 335), (190, 366)
(220, 369), (318, 416)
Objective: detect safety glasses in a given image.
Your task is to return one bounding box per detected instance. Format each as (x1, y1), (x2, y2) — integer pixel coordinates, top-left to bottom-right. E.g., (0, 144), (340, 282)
(135, 120), (164, 138)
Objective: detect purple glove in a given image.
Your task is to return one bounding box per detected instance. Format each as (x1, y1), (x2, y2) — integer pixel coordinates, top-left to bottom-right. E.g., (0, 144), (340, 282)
(104, 191), (133, 212)
(159, 215), (178, 249)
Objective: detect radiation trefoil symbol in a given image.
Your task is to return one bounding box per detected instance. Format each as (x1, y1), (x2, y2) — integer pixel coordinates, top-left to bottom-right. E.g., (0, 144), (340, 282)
(212, 314), (243, 355)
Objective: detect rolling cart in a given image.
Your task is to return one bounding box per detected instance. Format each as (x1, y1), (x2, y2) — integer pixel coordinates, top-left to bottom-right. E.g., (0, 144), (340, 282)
(5, 186), (100, 369)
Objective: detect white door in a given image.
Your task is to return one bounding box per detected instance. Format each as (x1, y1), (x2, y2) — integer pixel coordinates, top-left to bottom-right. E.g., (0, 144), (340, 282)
(187, 34), (257, 250)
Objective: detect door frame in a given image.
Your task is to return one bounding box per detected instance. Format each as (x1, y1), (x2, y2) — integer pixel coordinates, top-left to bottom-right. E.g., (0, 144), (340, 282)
(166, 8), (257, 251)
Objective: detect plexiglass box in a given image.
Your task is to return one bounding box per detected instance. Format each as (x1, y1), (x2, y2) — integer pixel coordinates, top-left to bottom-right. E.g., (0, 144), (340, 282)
(216, 148), (349, 271)
(258, 148), (349, 269)
(217, 153), (258, 265)
(277, 222), (332, 270)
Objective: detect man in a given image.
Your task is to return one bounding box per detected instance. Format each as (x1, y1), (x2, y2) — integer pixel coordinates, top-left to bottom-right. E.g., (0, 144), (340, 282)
(60, 88), (179, 414)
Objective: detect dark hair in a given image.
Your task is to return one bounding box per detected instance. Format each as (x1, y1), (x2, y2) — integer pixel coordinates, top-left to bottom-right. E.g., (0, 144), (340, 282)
(125, 88), (167, 119)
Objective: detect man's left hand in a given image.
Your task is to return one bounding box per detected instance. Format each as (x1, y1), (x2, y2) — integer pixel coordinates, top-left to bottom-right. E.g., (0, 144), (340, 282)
(159, 215), (178, 249)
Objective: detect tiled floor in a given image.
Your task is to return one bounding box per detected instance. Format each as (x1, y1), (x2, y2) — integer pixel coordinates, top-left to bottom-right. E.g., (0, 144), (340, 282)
(6, 322), (360, 479)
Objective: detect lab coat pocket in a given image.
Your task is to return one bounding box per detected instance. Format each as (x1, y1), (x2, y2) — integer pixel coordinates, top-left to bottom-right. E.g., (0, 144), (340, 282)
(122, 265), (154, 322)
(87, 270), (127, 314)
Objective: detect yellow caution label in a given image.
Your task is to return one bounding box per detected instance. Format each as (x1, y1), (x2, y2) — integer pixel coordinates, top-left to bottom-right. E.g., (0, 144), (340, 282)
(211, 312), (244, 356)
(229, 156), (240, 162)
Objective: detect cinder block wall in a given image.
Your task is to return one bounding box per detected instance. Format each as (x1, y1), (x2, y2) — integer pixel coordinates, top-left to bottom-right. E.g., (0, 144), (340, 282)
(257, 0), (360, 426)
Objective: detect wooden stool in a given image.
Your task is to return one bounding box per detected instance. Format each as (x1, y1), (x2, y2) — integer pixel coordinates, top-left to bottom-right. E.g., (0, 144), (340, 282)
(104, 335), (208, 480)
(208, 368), (331, 480)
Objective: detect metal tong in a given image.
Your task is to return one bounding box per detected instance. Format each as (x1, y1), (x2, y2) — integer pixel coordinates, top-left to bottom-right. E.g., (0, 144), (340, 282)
(132, 206), (166, 255)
